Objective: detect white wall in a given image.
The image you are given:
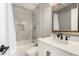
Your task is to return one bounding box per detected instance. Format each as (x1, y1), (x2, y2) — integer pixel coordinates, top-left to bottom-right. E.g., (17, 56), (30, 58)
(40, 4), (52, 37)
(32, 3), (52, 39)
(32, 6), (40, 39)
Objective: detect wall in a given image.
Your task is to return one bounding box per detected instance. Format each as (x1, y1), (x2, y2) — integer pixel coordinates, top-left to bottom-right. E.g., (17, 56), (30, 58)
(40, 4), (52, 37)
(32, 3), (52, 39)
(12, 4), (33, 42)
(32, 6), (40, 39)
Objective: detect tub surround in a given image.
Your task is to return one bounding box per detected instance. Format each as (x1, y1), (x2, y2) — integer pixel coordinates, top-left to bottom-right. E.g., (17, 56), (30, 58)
(12, 4), (33, 41)
(38, 36), (79, 56)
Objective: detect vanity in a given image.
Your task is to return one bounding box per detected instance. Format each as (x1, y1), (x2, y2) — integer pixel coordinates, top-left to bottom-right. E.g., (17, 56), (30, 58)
(37, 3), (79, 56)
(38, 36), (79, 56)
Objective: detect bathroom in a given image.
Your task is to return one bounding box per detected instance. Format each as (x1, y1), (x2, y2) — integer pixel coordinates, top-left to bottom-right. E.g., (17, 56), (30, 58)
(12, 3), (52, 56)
(0, 3), (79, 56)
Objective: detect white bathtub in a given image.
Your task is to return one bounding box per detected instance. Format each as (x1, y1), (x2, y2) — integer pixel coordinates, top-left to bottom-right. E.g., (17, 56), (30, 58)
(15, 40), (35, 56)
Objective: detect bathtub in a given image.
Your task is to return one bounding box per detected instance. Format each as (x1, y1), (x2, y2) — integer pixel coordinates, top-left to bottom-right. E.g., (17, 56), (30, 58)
(15, 40), (35, 56)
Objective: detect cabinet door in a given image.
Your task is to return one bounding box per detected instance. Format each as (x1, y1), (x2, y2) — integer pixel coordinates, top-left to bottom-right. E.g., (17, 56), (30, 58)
(38, 40), (76, 56)
(38, 40), (53, 56)
(50, 45), (75, 56)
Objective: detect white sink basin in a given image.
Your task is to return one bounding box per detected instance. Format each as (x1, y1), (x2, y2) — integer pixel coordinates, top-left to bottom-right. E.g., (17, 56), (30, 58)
(55, 40), (68, 44)
(50, 36), (79, 45)
(51, 36), (69, 44)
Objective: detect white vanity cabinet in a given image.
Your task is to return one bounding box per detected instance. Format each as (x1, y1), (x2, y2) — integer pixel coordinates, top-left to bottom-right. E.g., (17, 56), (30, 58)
(38, 40), (75, 56)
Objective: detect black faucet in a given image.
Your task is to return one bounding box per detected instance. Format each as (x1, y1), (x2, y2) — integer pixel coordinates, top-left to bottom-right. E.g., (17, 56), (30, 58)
(65, 36), (70, 41)
(65, 36), (68, 41)
(57, 33), (63, 39)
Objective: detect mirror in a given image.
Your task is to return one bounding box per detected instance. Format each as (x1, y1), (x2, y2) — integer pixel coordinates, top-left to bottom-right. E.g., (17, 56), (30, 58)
(52, 3), (78, 32)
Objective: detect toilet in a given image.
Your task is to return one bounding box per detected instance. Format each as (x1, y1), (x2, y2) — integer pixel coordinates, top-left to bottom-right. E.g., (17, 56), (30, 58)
(26, 46), (38, 56)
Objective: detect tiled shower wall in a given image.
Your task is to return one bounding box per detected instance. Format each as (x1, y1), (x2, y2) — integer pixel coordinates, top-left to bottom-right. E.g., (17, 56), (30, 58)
(32, 3), (52, 39)
(12, 5), (32, 41)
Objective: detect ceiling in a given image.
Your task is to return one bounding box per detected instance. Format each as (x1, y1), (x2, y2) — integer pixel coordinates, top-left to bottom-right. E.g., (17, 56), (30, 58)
(13, 3), (39, 10)
(13, 3), (72, 11)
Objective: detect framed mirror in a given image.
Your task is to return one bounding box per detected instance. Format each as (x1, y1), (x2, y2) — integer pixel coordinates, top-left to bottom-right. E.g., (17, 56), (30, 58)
(52, 3), (79, 32)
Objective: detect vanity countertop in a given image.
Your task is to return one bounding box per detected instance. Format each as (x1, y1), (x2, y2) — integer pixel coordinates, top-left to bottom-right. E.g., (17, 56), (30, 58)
(38, 37), (79, 56)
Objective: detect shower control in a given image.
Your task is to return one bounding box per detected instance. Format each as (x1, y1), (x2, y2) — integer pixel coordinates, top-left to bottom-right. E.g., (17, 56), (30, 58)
(33, 26), (36, 30)
(46, 50), (51, 56)
(0, 44), (9, 55)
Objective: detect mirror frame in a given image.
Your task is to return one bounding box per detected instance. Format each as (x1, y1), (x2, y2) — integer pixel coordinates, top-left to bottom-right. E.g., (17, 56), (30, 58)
(52, 3), (79, 32)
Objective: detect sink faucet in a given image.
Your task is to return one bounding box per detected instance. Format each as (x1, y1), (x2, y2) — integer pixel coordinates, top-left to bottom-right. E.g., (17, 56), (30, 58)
(57, 33), (63, 39)
(65, 36), (70, 41)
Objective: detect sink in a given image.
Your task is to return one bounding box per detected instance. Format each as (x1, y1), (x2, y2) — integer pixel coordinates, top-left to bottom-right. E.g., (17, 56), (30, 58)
(51, 36), (69, 44)
(52, 37), (79, 45)
(55, 40), (69, 44)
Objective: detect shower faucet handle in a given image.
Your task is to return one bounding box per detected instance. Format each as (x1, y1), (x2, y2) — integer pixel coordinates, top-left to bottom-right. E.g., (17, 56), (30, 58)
(0, 44), (9, 55)
(0, 45), (5, 52)
(46, 50), (51, 56)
